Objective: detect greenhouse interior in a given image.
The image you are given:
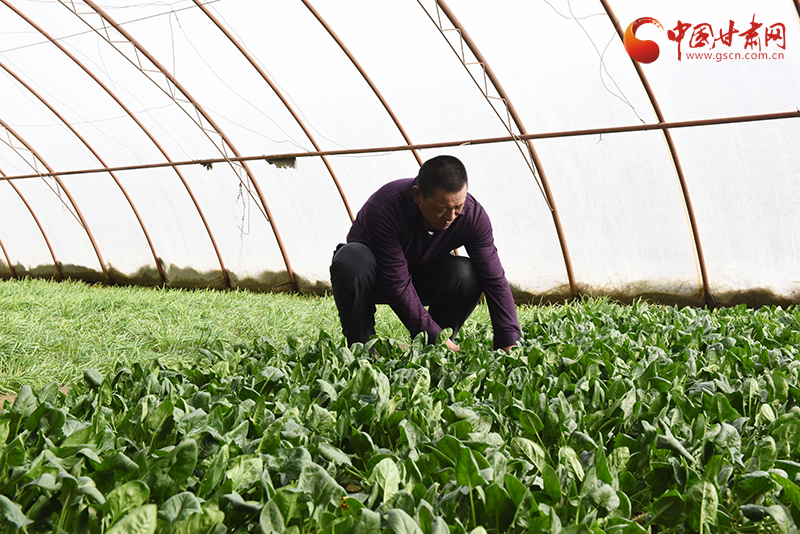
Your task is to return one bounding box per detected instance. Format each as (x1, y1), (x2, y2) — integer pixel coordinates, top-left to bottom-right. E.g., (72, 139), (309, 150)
(1, 0), (797, 306)
(1, 1), (800, 533)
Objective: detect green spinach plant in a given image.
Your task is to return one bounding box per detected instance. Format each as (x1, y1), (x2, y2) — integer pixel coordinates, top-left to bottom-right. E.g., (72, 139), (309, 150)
(2, 301), (799, 533)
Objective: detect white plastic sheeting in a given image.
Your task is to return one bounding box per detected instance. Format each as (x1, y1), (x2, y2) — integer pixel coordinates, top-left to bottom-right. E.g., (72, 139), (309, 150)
(0, 0), (798, 306)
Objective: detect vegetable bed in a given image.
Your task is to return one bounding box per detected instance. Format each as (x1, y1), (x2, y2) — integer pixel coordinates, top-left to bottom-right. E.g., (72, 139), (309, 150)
(2, 301), (800, 533)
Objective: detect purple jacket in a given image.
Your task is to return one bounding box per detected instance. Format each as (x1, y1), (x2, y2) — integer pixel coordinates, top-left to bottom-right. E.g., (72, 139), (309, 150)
(347, 178), (521, 349)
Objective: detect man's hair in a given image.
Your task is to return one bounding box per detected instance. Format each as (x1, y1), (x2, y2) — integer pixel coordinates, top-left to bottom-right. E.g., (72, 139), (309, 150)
(415, 155), (468, 198)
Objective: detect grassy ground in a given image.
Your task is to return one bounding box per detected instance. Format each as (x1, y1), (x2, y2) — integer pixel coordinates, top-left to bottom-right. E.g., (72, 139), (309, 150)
(0, 277), (507, 394)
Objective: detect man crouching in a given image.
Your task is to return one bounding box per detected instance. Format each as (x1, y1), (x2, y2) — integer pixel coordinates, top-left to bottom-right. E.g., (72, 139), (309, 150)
(330, 155), (520, 352)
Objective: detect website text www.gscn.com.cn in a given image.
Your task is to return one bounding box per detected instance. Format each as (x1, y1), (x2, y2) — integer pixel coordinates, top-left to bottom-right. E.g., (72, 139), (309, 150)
(684, 50), (785, 61)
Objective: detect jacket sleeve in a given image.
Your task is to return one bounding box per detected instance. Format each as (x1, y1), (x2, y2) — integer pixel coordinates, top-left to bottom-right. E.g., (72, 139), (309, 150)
(361, 202), (443, 342)
(464, 205), (521, 349)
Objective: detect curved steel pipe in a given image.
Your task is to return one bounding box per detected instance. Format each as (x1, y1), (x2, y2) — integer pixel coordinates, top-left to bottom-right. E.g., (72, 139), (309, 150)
(599, 0), (712, 306)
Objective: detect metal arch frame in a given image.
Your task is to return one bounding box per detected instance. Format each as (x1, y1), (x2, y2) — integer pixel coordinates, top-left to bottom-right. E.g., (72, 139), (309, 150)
(0, 120), (106, 279)
(61, 0), (297, 291)
(598, 0), (711, 307)
(193, 0), (357, 221)
(423, 0), (579, 298)
(299, 0), (423, 168)
(0, 59), (166, 284)
(0, 170), (62, 280)
(2, 0), (232, 288)
(0, 2), (794, 297)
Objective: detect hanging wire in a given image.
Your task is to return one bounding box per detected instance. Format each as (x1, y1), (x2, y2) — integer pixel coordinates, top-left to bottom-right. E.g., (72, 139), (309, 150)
(0, 125), (83, 226)
(196, 1), (342, 152)
(418, 0), (553, 211)
(55, 0), (270, 225)
(561, 0), (647, 124)
(168, 9), (310, 152)
(0, 0), (221, 55)
(167, 8), (251, 235)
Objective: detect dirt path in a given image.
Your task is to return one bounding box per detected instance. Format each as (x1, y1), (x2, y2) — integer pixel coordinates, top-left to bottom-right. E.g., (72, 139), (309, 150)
(0, 393), (16, 412)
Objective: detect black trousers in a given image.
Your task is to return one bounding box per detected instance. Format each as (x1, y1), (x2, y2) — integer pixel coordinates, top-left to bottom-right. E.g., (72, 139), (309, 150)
(330, 242), (483, 346)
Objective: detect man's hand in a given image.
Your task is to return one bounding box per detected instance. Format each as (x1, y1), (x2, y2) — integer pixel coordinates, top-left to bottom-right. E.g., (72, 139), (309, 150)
(446, 339), (460, 352)
(501, 345), (515, 353)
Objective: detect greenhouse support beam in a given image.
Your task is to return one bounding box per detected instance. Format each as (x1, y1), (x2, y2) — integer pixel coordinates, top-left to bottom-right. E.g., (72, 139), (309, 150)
(2, 110), (797, 181)
(432, 0), (578, 298)
(301, 0), (423, 167)
(599, 0), (711, 307)
(0, 117), (108, 282)
(0, 59), (166, 284)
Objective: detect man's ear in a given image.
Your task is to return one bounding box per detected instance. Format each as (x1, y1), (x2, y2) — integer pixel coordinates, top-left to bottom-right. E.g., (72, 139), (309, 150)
(412, 185), (423, 205)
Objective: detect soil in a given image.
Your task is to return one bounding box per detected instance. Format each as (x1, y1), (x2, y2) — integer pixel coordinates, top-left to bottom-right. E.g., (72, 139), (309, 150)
(0, 386), (71, 413)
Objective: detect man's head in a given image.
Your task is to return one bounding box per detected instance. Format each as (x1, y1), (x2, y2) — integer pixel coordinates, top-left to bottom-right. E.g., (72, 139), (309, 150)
(412, 156), (468, 231)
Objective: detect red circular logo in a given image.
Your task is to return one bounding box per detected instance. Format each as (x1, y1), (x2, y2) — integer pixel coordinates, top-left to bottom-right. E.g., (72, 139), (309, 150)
(624, 17), (664, 63)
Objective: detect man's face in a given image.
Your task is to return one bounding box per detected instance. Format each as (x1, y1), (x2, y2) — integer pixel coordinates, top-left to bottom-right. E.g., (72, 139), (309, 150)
(412, 185), (467, 231)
